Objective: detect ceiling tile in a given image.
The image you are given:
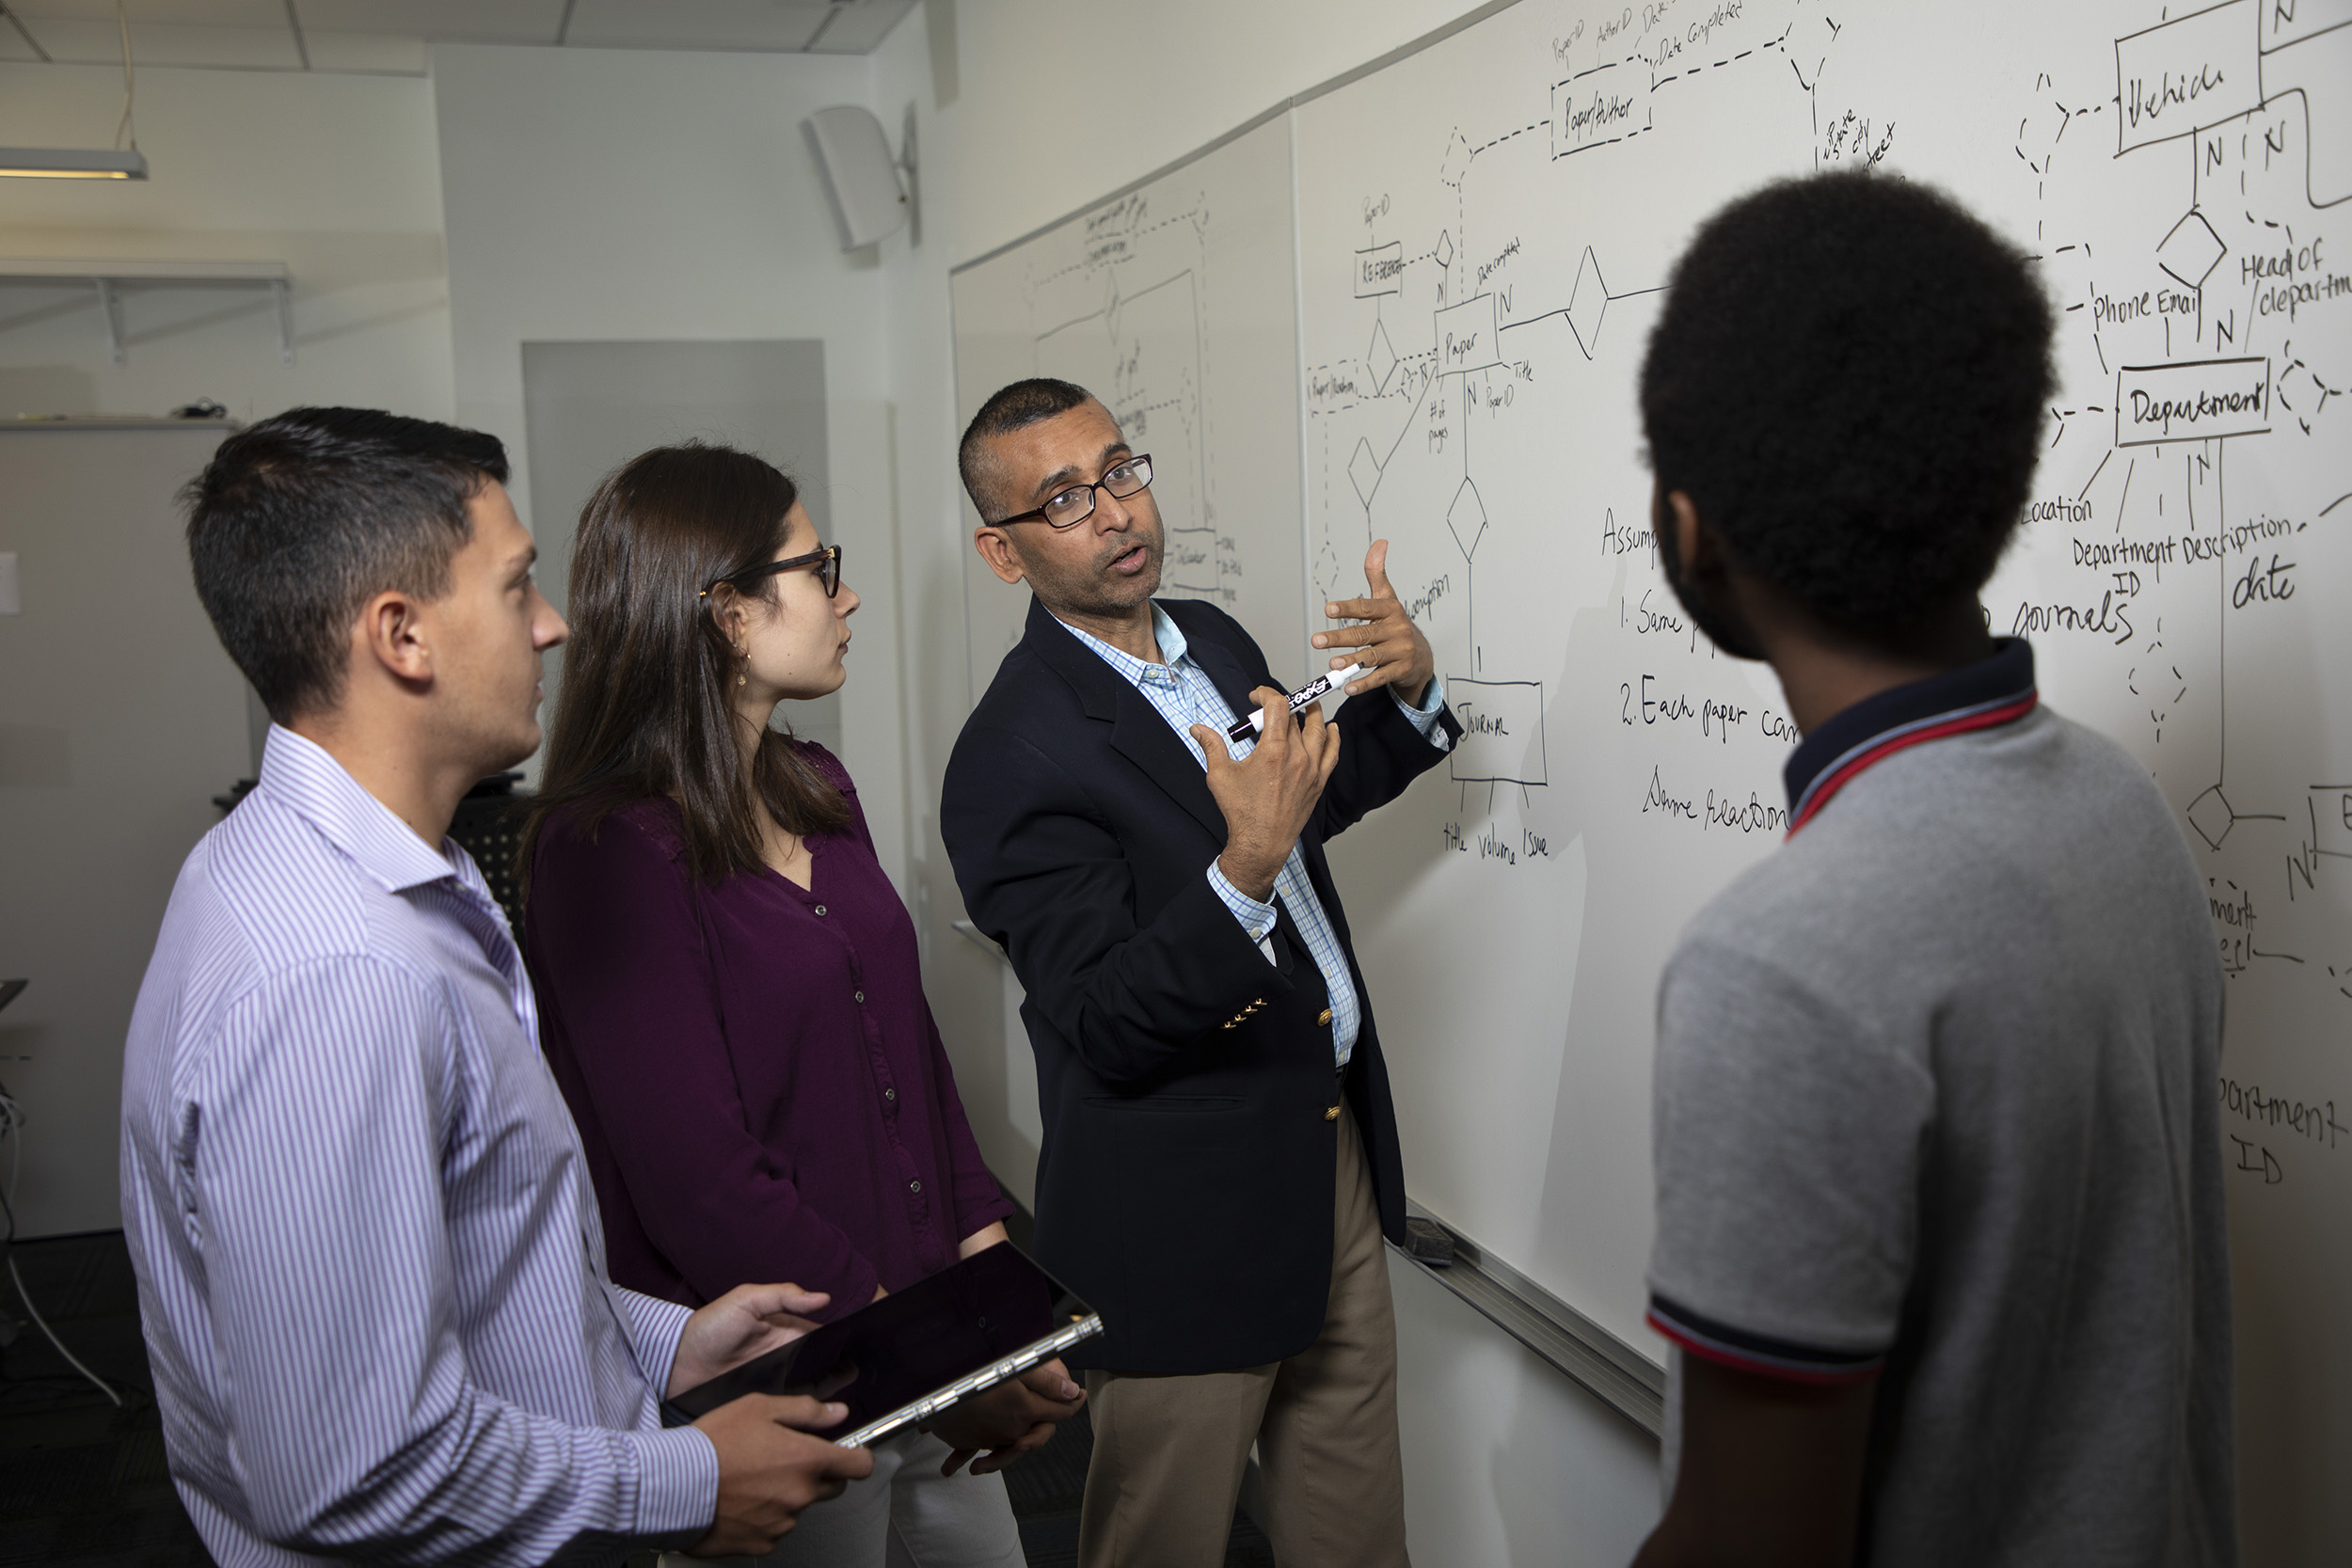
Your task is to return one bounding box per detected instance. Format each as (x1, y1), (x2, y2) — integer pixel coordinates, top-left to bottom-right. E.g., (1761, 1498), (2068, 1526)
(302, 28), (425, 71)
(3, 0), (922, 60)
(11, 2), (290, 24)
(562, 0), (829, 52)
(5, 17), (304, 68)
(805, 0), (914, 54)
(293, 0), (566, 42)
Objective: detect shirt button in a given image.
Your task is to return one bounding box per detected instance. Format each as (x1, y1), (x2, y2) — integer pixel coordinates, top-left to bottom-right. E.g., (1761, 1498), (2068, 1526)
(813, 904), (827, 916)
(909, 1180), (923, 1194)
(884, 1087), (897, 1102)
(854, 990), (866, 1004)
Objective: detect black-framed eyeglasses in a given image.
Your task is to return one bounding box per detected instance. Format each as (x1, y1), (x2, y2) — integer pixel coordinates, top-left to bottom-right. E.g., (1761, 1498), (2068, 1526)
(992, 454), (1153, 530)
(701, 544), (844, 600)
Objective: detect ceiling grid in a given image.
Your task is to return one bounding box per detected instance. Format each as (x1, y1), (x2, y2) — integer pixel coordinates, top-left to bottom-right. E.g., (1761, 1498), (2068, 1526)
(0, 0), (915, 71)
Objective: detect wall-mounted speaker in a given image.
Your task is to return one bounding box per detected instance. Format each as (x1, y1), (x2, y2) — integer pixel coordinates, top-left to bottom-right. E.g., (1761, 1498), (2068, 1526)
(804, 104), (910, 251)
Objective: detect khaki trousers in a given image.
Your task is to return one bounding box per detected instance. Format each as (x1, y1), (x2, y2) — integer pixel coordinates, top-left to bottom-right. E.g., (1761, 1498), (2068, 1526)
(1077, 1104), (1409, 1568)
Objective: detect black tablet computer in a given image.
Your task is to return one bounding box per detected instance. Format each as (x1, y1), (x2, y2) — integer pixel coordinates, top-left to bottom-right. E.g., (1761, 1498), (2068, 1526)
(660, 1243), (1104, 1449)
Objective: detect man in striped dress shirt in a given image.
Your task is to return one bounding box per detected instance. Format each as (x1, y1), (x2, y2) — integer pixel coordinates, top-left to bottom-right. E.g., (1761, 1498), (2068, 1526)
(120, 408), (872, 1564)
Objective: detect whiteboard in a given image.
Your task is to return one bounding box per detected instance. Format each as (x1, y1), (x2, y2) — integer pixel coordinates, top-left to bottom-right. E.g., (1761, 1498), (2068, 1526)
(953, 4), (2352, 1559)
(1295, 2), (2350, 1561)
(950, 115), (1305, 698)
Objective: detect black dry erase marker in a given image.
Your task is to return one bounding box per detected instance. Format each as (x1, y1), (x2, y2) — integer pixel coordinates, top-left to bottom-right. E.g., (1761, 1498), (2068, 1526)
(1224, 664), (1367, 745)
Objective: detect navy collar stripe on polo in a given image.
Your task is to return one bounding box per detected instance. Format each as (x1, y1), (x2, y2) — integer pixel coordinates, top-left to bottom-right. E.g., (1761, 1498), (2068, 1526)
(1782, 638), (2040, 836)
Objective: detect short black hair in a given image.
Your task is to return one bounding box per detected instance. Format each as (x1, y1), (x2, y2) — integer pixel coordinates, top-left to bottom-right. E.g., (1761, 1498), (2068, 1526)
(184, 407), (509, 722)
(1639, 170), (2055, 633)
(958, 377), (1096, 518)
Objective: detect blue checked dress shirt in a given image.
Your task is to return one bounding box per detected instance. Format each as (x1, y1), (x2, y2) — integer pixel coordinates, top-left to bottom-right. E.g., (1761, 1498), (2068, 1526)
(1059, 605), (1449, 1067)
(119, 726), (718, 1566)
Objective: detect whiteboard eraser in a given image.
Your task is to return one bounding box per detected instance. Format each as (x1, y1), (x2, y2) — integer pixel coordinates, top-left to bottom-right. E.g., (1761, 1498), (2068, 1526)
(1404, 1216), (1455, 1267)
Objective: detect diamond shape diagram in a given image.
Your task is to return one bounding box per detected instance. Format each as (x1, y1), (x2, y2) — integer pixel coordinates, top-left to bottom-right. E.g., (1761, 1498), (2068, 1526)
(1367, 319), (1399, 395)
(1566, 247), (1608, 357)
(1348, 437), (1382, 509)
(2157, 209), (2227, 292)
(1447, 478), (1488, 560)
(2186, 784), (2234, 851)
(1435, 229), (1454, 269)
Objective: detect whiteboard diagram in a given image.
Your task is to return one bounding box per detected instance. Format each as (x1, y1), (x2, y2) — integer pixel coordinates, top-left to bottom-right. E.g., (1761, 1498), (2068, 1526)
(953, 5), (2351, 1556)
(951, 118), (1306, 698)
(1294, 6), (2349, 1560)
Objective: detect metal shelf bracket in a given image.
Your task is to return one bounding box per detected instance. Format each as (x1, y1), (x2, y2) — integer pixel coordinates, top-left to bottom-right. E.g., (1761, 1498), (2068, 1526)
(1, 259), (294, 368)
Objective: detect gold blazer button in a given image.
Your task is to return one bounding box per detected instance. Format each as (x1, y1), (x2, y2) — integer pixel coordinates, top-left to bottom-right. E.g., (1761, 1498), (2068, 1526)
(1317, 1007), (1334, 1026)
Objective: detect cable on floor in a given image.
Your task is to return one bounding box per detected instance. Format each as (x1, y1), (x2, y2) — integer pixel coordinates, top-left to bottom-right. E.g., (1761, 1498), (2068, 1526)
(0, 1080), (124, 1408)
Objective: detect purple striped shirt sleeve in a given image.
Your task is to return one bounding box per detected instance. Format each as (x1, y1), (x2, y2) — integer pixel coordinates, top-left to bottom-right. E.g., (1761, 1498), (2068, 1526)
(188, 958), (716, 1560)
(121, 726), (723, 1568)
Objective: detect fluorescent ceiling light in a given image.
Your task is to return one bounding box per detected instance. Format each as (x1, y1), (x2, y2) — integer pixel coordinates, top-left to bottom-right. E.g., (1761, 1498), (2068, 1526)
(0, 148), (149, 180)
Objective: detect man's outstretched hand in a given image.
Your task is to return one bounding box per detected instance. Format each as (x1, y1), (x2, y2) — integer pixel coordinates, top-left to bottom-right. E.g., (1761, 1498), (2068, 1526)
(1313, 539), (1435, 706)
(1192, 684), (1342, 901)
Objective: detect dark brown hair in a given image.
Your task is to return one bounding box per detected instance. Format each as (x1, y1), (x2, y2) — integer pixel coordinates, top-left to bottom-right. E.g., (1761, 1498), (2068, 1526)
(523, 442), (849, 890)
(184, 407), (507, 721)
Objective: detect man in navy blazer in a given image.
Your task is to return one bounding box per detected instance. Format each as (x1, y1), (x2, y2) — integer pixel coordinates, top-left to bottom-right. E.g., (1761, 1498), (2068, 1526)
(943, 379), (1457, 1568)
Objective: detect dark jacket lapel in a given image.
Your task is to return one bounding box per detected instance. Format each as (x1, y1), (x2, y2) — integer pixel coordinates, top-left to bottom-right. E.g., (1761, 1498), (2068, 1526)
(1019, 596), (1227, 843)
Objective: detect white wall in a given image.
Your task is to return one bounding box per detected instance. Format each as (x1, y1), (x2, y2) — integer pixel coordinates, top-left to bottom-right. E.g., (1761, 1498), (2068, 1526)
(0, 426), (254, 1239)
(869, 3), (1664, 1560)
(0, 62), (453, 422)
(0, 60), (453, 1239)
(431, 42), (907, 882)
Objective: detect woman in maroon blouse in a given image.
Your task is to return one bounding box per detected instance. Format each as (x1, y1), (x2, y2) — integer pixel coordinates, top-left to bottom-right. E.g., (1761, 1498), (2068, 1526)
(522, 444), (1080, 1565)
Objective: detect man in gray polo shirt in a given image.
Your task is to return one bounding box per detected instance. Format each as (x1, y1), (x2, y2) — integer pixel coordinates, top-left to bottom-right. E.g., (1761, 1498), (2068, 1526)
(1627, 174), (2235, 1566)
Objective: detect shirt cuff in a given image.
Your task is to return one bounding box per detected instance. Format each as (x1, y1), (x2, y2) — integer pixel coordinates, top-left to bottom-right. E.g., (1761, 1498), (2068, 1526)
(1206, 861), (1279, 965)
(1391, 675), (1452, 751)
(626, 1424), (724, 1542)
(1645, 1292), (1886, 1386)
(611, 1284), (695, 1396)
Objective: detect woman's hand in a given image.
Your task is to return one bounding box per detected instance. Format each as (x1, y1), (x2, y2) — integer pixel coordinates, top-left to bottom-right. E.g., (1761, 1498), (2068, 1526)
(927, 1359), (1086, 1476)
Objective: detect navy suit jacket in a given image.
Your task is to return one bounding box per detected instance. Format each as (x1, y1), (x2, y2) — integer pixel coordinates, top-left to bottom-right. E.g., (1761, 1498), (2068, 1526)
(942, 595), (1457, 1373)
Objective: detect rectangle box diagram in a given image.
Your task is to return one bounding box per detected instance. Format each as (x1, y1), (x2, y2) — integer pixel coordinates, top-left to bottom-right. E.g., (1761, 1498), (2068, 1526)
(1447, 679), (1549, 786)
(1552, 64), (1649, 158)
(1433, 293), (1502, 376)
(2115, 357), (2272, 445)
(2115, 0), (2262, 154)
(2262, 0), (2352, 51)
(1354, 241), (1405, 298)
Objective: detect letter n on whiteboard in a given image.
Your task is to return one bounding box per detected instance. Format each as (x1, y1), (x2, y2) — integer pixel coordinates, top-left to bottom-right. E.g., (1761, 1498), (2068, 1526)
(1447, 678), (1549, 786)
(1553, 64), (1650, 158)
